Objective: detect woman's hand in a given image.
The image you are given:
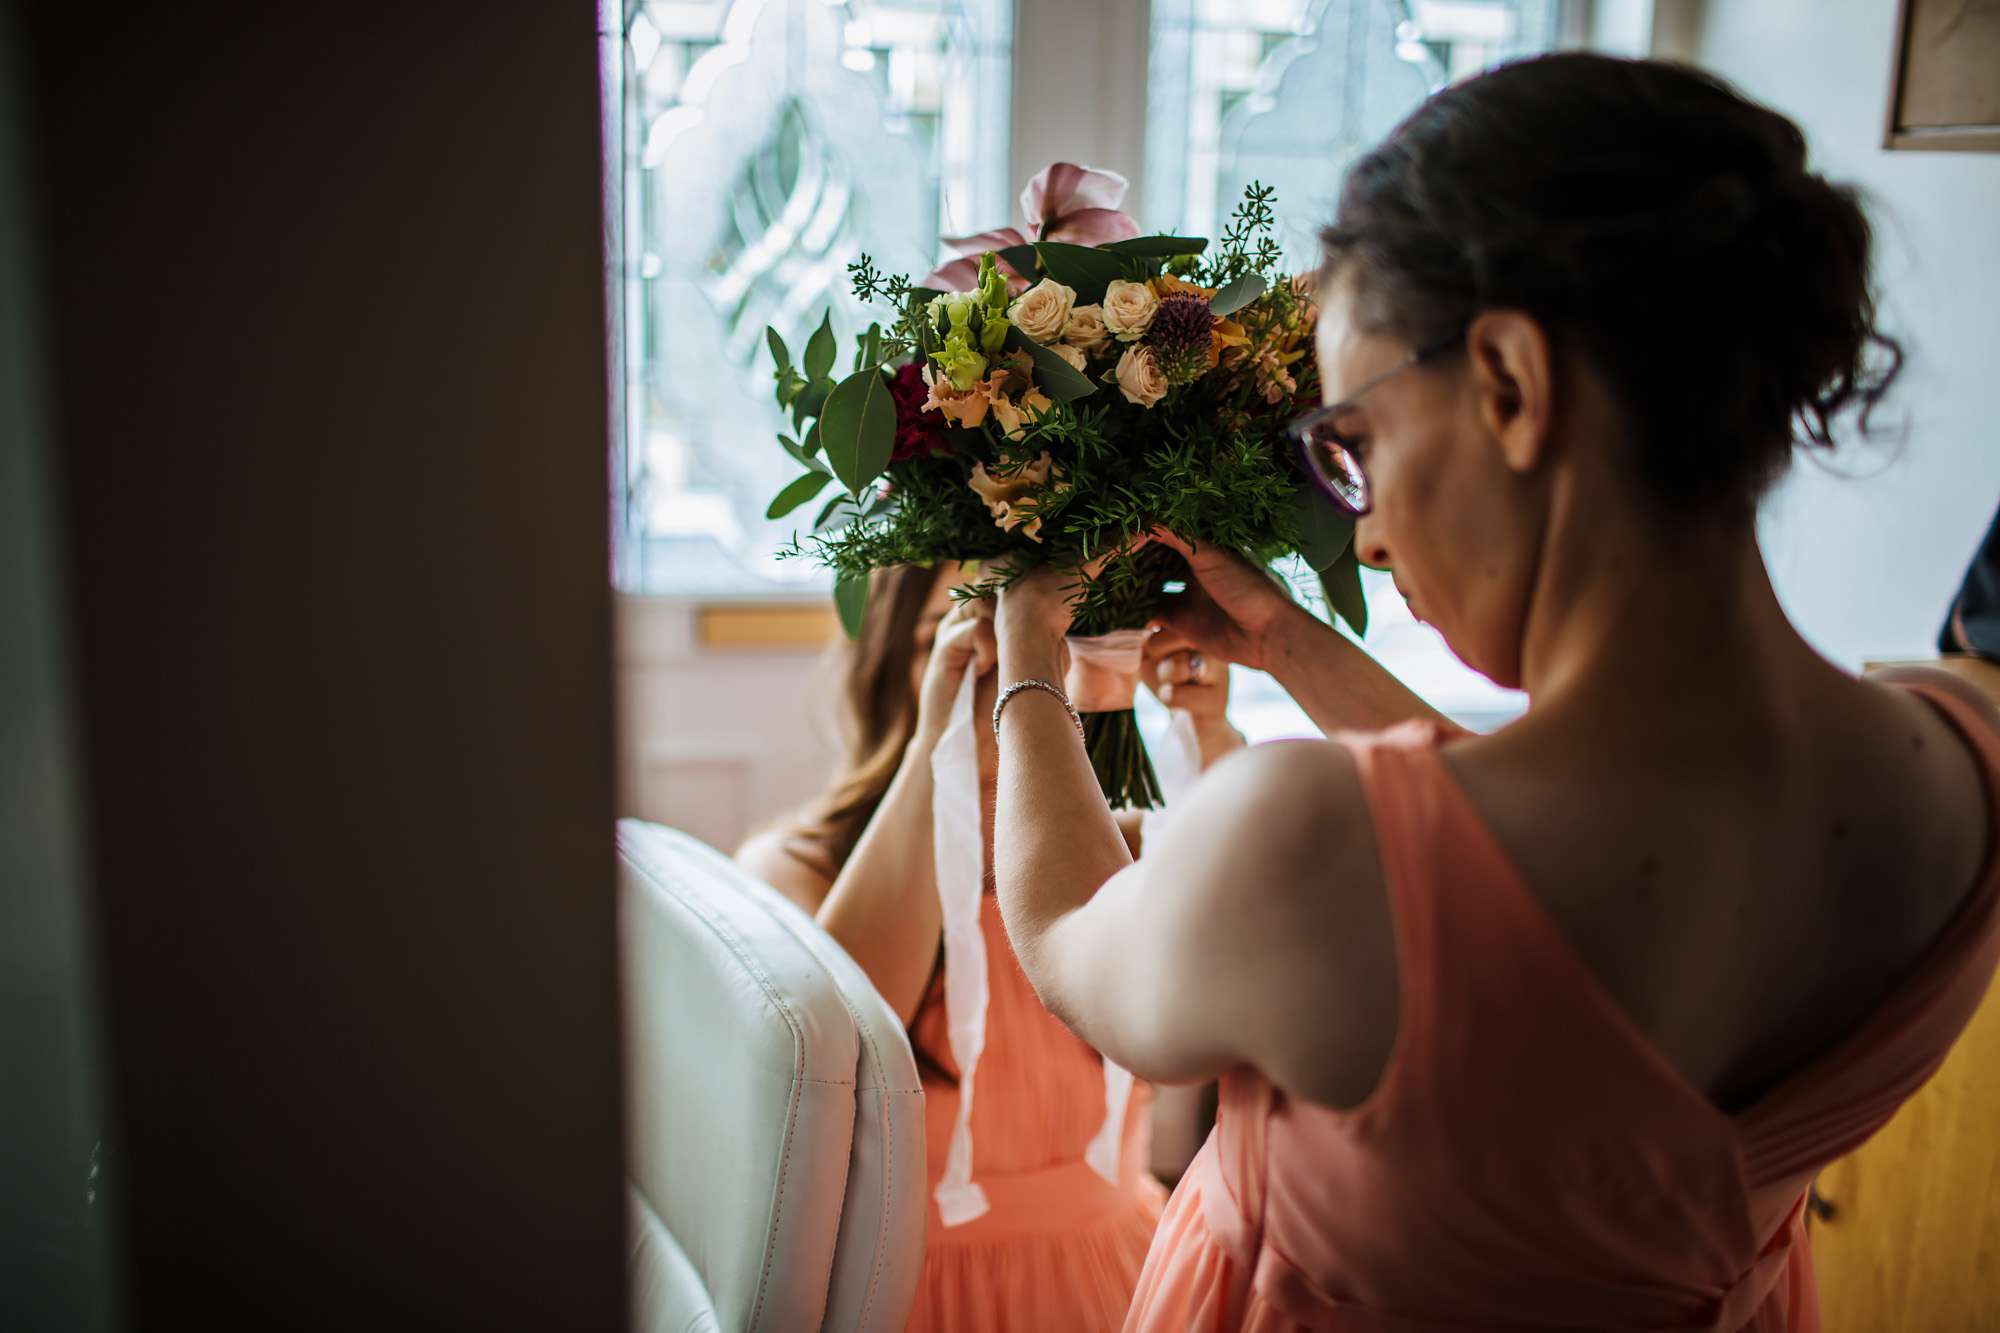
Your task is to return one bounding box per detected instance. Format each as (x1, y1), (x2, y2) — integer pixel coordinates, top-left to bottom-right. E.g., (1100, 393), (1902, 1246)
(992, 560), (1093, 690)
(993, 541), (1150, 654)
(1153, 529), (1446, 735)
(913, 600), (997, 745)
(1146, 529), (1316, 674)
(993, 561), (1083, 645)
(1144, 624), (1245, 766)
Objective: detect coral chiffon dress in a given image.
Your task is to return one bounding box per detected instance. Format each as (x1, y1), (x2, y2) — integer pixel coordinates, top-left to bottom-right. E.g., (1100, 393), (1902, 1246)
(905, 891), (1166, 1332)
(1126, 686), (2000, 1332)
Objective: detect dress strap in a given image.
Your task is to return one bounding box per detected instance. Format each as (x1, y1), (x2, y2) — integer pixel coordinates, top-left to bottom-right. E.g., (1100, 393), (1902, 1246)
(1735, 678), (2000, 1182)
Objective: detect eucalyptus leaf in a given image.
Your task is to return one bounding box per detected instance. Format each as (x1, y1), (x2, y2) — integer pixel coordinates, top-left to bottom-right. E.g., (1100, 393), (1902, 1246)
(766, 470), (833, 520)
(791, 376), (833, 430)
(812, 492), (851, 532)
(804, 310), (836, 383)
(778, 434), (829, 475)
(853, 322), (882, 372)
(1320, 546), (1369, 637)
(773, 365), (806, 410)
(834, 570), (870, 640)
(1002, 326), (1097, 403)
(1032, 241), (1128, 304)
(1210, 272), (1267, 317)
(820, 366), (897, 496)
(1099, 235), (1209, 258)
(1289, 485), (1355, 573)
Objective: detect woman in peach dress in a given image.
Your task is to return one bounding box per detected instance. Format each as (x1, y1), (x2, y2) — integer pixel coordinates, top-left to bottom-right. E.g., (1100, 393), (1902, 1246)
(738, 562), (1241, 1330)
(983, 54), (2000, 1332)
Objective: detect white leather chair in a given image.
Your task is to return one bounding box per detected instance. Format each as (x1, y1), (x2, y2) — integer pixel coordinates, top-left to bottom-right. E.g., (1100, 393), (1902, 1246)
(618, 821), (925, 1333)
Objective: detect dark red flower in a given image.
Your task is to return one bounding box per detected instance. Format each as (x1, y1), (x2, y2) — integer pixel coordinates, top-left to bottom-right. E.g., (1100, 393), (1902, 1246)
(887, 361), (951, 462)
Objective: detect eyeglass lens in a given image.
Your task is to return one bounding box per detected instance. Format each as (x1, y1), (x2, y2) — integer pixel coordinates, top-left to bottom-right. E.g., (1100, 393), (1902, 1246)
(1302, 426), (1368, 512)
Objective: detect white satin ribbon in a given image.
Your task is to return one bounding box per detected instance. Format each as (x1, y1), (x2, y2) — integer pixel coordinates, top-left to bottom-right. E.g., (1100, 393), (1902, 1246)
(1083, 1060), (1136, 1186)
(930, 669), (990, 1226)
(929, 666), (1141, 1223)
(1139, 707), (1205, 848)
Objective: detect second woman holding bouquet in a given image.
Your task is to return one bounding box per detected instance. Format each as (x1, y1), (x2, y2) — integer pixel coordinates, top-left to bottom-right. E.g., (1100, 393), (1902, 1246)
(738, 560), (1240, 1331)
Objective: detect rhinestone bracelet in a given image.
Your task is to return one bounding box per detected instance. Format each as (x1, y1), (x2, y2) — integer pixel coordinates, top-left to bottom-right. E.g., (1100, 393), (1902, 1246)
(991, 677), (1086, 741)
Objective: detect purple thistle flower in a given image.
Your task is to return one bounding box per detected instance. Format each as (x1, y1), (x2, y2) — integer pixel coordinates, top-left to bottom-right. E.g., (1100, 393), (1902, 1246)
(1148, 293), (1213, 384)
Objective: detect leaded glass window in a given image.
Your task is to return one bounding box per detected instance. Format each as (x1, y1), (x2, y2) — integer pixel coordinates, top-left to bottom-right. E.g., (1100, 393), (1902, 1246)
(1144, 0), (1559, 255)
(619, 0), (1013, 593)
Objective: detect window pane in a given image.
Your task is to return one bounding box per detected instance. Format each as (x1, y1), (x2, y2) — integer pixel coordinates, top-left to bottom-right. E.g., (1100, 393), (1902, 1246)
(1144, 0), (1555, 729)
(619, 0), (1012, 594)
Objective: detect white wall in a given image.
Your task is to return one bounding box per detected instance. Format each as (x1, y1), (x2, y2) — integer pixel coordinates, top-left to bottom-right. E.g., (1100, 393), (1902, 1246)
(1009, 0), (1149, 209)
(616, 596), (844, 853)
(1696, 1), (2000, 668)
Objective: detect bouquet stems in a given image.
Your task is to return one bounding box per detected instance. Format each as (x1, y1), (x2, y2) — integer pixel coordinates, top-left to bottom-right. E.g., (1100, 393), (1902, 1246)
(1082, 709), (1164, 810)
(1069, 543), (1185, 811)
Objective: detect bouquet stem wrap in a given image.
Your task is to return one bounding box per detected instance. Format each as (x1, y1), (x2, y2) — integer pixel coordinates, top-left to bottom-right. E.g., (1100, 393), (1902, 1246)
(929, 670), (1135, 1227)
(1064, 628), (1151, 713)
(1065, 629), (1163, 810)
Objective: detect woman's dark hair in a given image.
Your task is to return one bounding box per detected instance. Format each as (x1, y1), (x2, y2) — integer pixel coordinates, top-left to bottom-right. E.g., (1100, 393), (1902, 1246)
(1321, 52), (1901, 514)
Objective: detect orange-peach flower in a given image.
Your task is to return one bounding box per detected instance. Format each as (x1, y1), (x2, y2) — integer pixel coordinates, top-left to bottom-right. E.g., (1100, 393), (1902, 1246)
(968, 451), (1064, 541)
(922, 364), (993, 428)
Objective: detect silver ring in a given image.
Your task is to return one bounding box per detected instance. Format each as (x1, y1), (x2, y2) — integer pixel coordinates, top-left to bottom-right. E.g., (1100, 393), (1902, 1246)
(1187, 651), (1205, 685)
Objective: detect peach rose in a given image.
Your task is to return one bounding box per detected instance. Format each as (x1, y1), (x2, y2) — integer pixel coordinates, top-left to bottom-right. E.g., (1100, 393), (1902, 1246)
(1102, 279), (1158, 342)
(1062, 303), (1111, 354)
(1048, 342), (1088, 372)
(1007, 278), (1077, 344)
(1114, 344), (1168, 408)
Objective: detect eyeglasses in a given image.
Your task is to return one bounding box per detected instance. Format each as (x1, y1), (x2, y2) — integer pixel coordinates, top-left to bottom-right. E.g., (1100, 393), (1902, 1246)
(1289, 335), (1461, 517)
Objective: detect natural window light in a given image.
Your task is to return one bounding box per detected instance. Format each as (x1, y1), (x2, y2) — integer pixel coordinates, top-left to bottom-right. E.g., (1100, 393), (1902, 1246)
(616, 0), (1547, 729)
(1142, 0), (1551, 732)
(617, 0), (1013, 595)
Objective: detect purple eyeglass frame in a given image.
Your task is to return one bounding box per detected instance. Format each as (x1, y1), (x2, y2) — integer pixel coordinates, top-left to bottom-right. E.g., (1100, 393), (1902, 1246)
(1289, 334), (1462, 517)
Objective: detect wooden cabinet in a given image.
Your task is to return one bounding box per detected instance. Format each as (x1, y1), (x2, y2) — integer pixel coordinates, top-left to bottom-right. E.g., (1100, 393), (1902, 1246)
(1810, 657), (2000, 1330)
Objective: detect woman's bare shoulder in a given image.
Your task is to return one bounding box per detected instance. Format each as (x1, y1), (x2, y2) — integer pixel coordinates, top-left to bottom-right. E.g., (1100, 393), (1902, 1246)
(735, 828), (836, 914)
(1164, 739), (1398, 1106)
(1870, 663), (2000, 740)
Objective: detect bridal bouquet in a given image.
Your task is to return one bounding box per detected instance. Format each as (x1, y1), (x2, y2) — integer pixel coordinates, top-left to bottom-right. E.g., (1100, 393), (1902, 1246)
(762, 163), (1366, 807)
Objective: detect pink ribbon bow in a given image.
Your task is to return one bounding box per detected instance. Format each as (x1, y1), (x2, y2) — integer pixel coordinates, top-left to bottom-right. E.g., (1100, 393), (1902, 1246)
(924, 162), (1142, 292)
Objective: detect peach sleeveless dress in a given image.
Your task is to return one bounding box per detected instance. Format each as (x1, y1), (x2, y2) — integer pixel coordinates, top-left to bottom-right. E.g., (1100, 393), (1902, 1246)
(1126, 684), (2000, 1332)
(906, 891), (1167, 1332)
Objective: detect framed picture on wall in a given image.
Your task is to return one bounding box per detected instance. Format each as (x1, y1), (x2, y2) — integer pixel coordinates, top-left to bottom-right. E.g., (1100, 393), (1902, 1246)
(1884, 0), (2000, 152)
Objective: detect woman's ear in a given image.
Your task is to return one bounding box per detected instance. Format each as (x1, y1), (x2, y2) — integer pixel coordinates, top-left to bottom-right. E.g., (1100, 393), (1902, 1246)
(1465, 310), (1554, 475)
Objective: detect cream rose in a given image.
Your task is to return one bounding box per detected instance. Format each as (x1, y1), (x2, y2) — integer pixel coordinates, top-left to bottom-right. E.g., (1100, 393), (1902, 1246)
(1102, 279), (1158, 342)
(1007, 278), (1077, 344)
(1048, 342), (1088, 372)
(1063, 303), (1111, 354)
(1114, 345), (1168, 408)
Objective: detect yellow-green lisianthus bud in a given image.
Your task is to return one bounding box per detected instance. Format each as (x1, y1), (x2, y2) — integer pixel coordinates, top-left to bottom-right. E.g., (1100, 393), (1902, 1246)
(936, 330), (989, 391)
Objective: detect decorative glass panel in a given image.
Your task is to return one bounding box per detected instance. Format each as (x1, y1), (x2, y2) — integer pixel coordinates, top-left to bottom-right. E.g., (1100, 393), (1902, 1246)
(619, 0), (1013, 593)
(1145, 0), (1557, 730)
